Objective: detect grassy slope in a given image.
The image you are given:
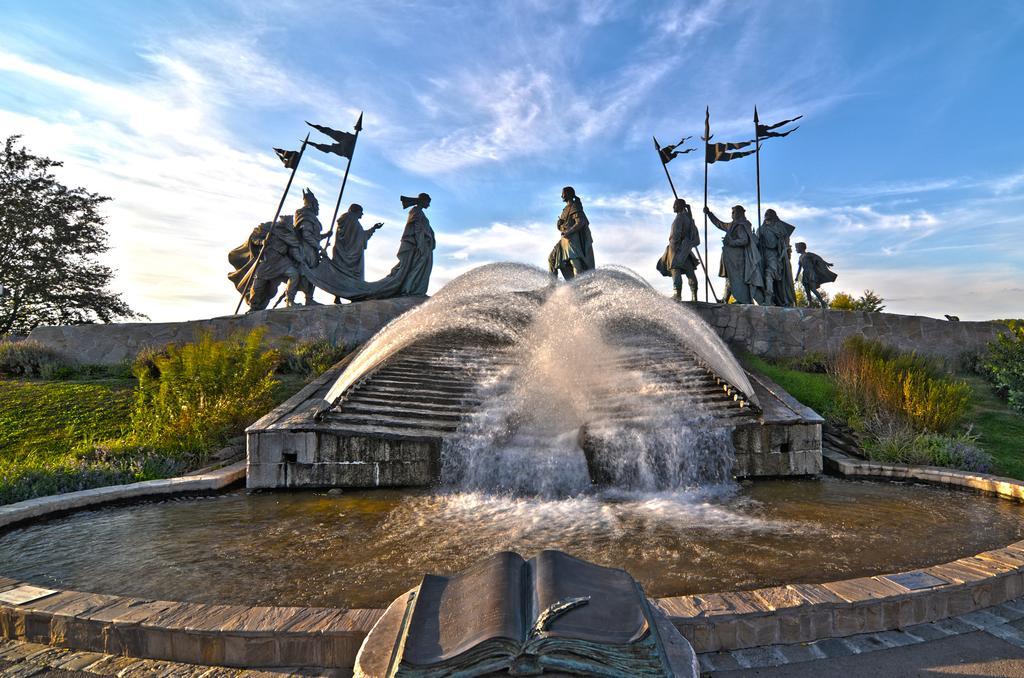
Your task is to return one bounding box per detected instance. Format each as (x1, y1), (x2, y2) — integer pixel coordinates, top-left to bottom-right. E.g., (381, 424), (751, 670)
(0, 374), (308, 505)
(963, 375), (1024, 479)
(741, 353), (1024, 479)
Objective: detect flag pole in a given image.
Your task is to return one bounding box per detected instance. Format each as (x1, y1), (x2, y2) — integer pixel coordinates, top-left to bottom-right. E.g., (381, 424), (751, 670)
(703, 107), (710, 303)
(653, 137), (719, 303)
(324, 112), (363, 251)
(234, 132), (310, 315)
(754, 106), (762, 230)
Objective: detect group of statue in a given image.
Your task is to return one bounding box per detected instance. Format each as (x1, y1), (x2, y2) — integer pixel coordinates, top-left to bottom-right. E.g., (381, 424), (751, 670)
(229, 182), (835, 311)
(229, 190), (435, 310)
(543, 187), (836, 307)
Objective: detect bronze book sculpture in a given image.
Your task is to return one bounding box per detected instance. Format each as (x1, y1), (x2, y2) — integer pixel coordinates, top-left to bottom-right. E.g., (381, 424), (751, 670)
(355, 550), (693, 677)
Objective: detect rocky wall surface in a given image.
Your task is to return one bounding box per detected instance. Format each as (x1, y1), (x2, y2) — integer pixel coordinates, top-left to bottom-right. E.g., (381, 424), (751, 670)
(691, 303), (1007, 361)
(25, 297), (426, 365)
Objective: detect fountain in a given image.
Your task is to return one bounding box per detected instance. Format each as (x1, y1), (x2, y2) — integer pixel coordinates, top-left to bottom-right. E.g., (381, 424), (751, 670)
(247, 263), (822, 490)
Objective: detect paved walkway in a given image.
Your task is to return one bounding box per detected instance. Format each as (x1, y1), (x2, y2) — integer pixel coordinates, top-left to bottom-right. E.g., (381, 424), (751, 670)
(700, 596), (1024, 676)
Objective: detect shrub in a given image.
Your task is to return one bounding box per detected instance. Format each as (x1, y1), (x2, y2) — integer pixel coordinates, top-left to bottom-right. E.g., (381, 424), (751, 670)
(829, 292), (858, 310)
(832, 336), (970, 433)
(982, 321), (1024, 414)
(278, 338), (349, 377)
(860, 414), (992, 472)
(126, 329), (280, 454)
(0, 339), (69, 377)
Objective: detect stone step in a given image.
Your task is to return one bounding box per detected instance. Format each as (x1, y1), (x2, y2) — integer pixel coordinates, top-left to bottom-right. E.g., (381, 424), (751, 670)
(337, 402), (466, 422)
(326, 412), (460, 432)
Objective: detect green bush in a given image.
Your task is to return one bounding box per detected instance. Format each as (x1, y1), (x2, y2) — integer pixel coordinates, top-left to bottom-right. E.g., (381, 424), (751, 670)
(0, 339), (69, 377)
(983, 321), (1024, 414)
(860, 414), (992, 472)
(278, 337), (349, 377)
(833, 336), (970, 433)
(126, 329), (280, 454)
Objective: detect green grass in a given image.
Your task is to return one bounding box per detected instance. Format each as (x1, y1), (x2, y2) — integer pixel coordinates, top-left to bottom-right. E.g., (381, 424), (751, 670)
(740, 353), (839, 419)
(963, 375), (1024, 479)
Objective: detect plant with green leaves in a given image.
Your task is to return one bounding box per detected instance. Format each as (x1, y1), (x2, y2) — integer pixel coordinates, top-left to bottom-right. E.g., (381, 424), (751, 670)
(128, 329), (280, 454)
(983, 321), (1024, 414)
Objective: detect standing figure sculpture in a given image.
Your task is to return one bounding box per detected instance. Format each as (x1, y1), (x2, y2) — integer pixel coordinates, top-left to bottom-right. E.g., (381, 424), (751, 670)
(548, 186), (595, 280)
(227, 215), (302, 311)
(704, 205), (764, 304)
(330, 203), (383, 304)
(293, 188), (330, 306)
(391, 193), (436, 296)
(758, 209), (797, 306)
(794, 242), (837, 309)
(656, 198), (700, 302)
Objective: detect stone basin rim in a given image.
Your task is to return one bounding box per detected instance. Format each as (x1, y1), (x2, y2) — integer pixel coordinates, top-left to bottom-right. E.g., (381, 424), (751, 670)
(3, 454), (1024, 667)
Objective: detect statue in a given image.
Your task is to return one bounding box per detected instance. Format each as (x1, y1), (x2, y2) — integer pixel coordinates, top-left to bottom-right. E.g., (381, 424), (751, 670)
(330, 203), (383, 304)
(794, 242), (837, 309)
(656, 198), (700, 302)
(758, 209), (797, 306)
(227, 215), (302, 311)
(704, 205), (764, 304)
(548, 186), (595, 280)
(293, 188), (330, 306)
(299, 193), (435, 300)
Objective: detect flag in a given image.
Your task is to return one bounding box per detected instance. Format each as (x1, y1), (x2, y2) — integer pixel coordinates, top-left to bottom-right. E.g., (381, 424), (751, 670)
(655, 135), (695, 164)
(273, 147), (300, 169)
(305, 121), (357, 158)
(706, 139), (758, 163)
(756, 110), (802, 139)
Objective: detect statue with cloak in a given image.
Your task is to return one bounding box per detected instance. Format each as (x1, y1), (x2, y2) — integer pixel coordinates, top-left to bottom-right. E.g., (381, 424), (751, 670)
(302, 193), (435, 300)
(656, 198), (700, 302)
(227, 215), (302, 311)
(293, 188), (330, 305)
(548, 186), (595, 280)
(329, 203), (382, 303)
(795, 242), (837, 309)
(704, 205), (764, 304)
(757, 209), (797, 306)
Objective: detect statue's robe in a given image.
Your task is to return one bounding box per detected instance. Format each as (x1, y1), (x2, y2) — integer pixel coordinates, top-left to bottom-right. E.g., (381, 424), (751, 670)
(302, 205), (435, 300)
(227, 219), (300, 309)
(294, 206), (323, 268)
(709, 212), (764, 304)
(797, 251), (838, 289)
(331, 211), (374, 281)
(757, 218), (796, 306)
(548, 197), (595, 276)
(656, 210), (700, 276)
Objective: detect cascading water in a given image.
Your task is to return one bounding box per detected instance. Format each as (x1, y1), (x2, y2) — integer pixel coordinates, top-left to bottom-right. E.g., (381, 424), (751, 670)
(439, 271), (737, 498)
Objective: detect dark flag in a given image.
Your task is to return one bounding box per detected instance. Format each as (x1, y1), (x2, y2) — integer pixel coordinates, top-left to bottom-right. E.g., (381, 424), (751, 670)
(273, 147), (300, 169)
(656, 135), (695, 165)
(756, 111), (802, 139)
(305, 121), (357, 158)
(706, 139), (758, 163)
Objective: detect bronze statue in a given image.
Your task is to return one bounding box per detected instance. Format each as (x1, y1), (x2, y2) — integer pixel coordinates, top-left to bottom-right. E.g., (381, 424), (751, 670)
(227, 215), (302, 311)
(293, 188), (330, 306)
(330, 203), (382, 303)
(656, 198), (700, 301)
(548, 186), (595, 280)
(704, 204), (764, 304)
(758, 209), (797, 306)
(794, 242), (837, 309)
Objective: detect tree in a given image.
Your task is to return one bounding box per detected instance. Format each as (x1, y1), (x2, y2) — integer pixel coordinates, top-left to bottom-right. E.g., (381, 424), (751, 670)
(853, 289), (886, 313)
(0, 136), (142, 335)
(829, 292), (858, 310)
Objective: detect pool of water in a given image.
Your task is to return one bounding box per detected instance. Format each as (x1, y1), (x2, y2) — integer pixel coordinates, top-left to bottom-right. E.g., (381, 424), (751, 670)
(3, 478), (1023, 609)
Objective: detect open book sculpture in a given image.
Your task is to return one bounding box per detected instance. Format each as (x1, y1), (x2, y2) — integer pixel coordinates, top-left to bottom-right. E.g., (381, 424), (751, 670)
(354, 550), (698, 677)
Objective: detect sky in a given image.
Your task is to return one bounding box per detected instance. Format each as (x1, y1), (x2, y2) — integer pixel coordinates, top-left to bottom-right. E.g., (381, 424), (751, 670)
(1, 0), (1022, 321)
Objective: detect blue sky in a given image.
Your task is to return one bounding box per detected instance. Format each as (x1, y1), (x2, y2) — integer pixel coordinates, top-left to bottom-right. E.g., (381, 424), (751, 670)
(1, 0), (1022, 321)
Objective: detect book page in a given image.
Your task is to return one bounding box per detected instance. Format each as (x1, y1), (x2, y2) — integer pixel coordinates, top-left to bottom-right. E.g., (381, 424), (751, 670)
(401, 551), (526, 665)
(531, 550), (649, 645)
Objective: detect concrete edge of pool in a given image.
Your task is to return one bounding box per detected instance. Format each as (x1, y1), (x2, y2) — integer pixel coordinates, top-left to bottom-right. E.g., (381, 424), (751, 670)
(4, 453), (1024, 669)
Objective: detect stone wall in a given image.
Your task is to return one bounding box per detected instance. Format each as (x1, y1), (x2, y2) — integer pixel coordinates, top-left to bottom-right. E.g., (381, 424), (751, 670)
(26, 297), (426, 365)
(24, 295), (1007, 366)
(691, 302), (1007, 361)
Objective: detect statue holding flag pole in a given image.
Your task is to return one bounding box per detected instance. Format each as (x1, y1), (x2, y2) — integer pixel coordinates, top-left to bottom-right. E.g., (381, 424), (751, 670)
(753, 108), (801, 306)
(228, 133), (310, 314)
(652, 135), (716, 302)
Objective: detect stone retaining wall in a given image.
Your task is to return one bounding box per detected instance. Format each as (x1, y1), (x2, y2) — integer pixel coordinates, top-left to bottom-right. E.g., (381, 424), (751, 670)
(691, 303), (1007, 361)
(25, 297), (426, 365)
